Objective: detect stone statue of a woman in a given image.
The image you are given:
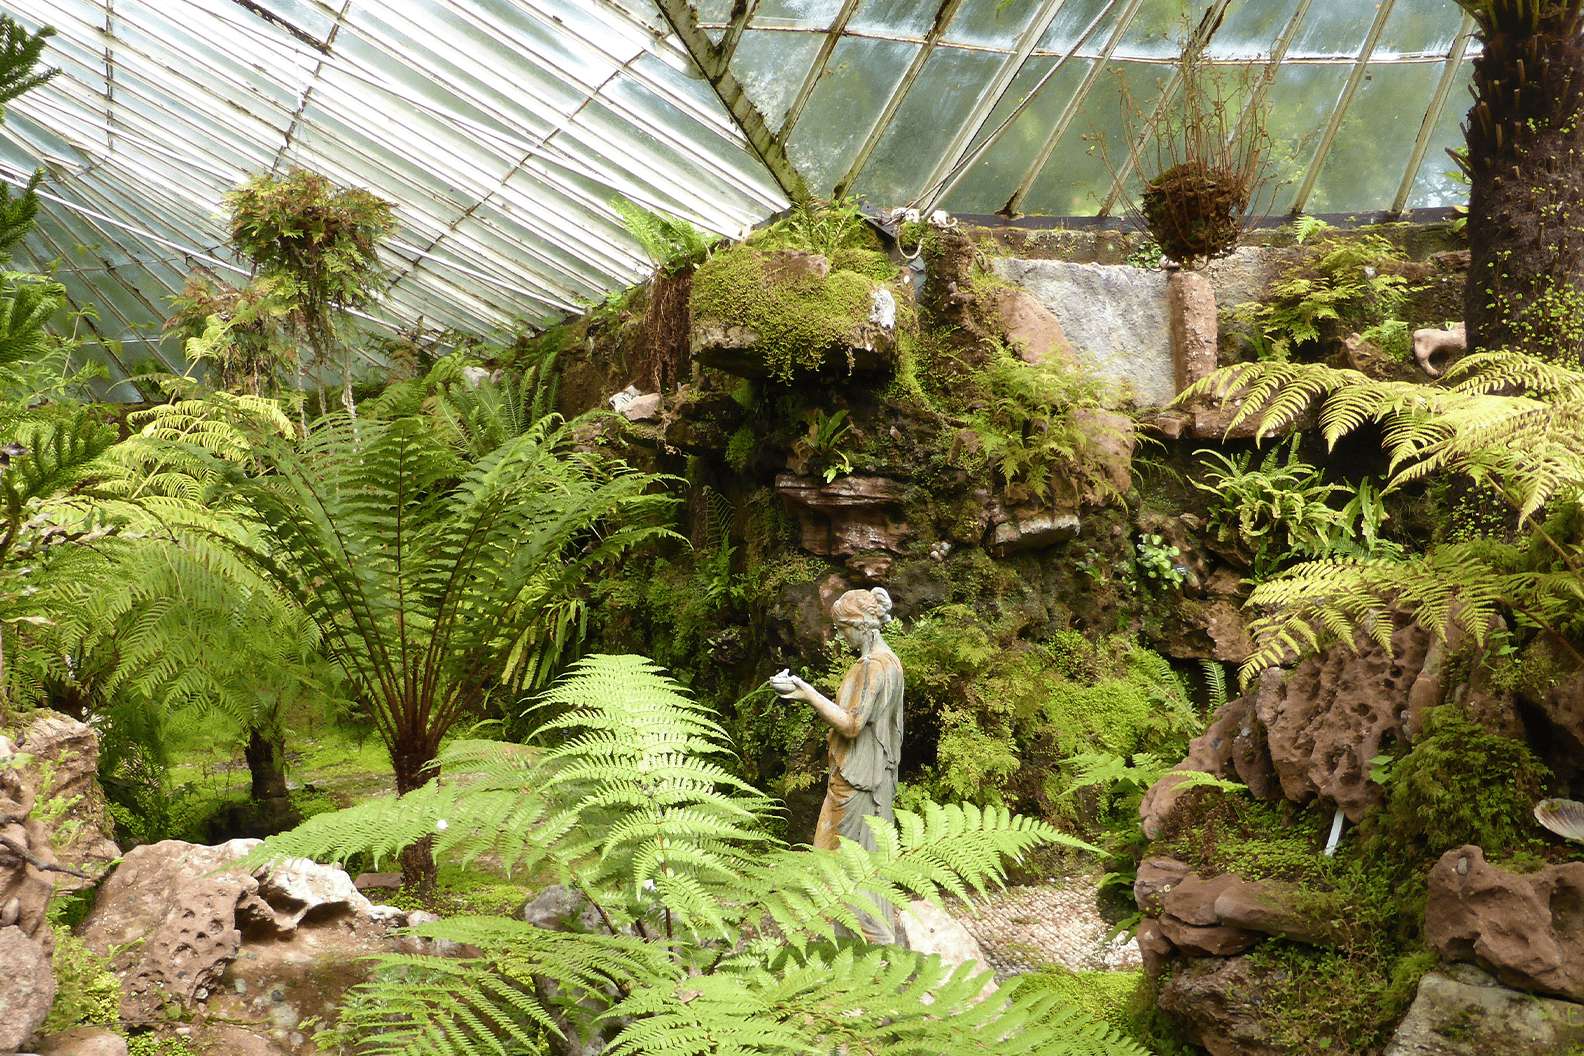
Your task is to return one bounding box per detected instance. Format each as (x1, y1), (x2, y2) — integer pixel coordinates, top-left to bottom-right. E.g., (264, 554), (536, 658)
(770, 587), (904, 855)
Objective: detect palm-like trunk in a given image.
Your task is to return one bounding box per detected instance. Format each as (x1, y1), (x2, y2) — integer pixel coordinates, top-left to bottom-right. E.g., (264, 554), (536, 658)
(392, 735), (440, 892)
(1462, 0), (1584, 358)
(244, 726), (301, 832)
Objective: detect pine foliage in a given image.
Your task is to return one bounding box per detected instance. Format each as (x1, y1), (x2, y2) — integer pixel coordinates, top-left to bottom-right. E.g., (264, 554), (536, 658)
(0, 17), (55, 118)
(244, 656), (1139, 1056)
(0, 171), (42, 262)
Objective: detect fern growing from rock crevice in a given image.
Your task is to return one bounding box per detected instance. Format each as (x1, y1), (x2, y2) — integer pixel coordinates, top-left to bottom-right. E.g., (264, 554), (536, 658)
(244, 655), (1142, 1056)
(1181, 351), (1584, 678)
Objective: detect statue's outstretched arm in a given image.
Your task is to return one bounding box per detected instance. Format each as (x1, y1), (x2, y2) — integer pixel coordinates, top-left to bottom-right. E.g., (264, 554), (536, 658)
(772, 674), (862, 737)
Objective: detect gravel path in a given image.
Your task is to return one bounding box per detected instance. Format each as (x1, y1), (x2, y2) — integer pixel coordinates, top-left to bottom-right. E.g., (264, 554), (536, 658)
(951, 881), (1142, 979)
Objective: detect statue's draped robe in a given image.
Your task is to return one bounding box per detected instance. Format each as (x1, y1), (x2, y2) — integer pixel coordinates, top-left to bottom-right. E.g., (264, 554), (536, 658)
(813, 647), (904, 854)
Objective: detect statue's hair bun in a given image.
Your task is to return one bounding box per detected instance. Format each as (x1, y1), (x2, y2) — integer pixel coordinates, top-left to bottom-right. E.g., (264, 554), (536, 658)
(871, 587), (894, 622)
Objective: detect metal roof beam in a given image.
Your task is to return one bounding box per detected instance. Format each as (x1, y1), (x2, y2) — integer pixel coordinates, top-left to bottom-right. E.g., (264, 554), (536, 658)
(653, 0), (809, 201)
(1006, 0), (1147, 216)
(1391, 11), (1475, 215)
(778, 0), (861, 141)
(833, 0), (967, 198)
(916, 0), (1073, 213)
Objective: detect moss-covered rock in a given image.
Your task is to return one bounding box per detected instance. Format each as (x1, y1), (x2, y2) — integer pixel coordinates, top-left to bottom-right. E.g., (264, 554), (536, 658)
(690, 246), (899, 382)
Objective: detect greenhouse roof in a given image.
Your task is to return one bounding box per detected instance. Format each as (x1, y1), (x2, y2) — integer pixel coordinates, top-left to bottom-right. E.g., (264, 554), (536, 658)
(1, 0), (1476, 393)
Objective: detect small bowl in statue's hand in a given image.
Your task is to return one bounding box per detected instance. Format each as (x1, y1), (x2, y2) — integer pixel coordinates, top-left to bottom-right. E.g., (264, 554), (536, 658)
(768, 669), (797, 696)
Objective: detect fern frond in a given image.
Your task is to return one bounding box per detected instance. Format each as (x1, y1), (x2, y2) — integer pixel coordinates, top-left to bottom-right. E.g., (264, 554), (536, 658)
(325, 919), (667, 1056)
(606, 946), (1149, 1056)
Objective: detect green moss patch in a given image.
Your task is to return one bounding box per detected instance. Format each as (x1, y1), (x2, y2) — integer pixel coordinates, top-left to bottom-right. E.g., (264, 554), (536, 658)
(690, 245), (890, 382)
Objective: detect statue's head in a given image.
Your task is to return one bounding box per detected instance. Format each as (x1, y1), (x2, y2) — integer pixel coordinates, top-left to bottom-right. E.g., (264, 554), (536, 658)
(831, 587), (893, 651)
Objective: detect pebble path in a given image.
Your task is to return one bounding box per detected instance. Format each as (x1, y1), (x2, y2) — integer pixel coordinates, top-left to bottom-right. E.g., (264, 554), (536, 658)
(951, 881), (1142, 979)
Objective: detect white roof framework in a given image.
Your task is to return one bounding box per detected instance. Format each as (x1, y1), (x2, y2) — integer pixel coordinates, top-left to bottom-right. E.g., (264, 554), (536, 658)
(2, 0), (788, 395)
(0, 1), (1475, 396)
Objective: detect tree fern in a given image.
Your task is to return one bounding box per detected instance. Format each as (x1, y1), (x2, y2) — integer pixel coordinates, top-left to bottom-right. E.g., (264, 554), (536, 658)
(224, 414), (676, 883)
(244, 656), (1140, 1056)
(1183, 354), (1584, 677)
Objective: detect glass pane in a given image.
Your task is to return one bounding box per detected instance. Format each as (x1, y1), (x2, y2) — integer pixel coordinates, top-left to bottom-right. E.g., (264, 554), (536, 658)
(730, 30), (829, 129)
(849, 0), (940, 38)
(1020, 59), (1174, 215)
(1307, 62), (1436, 213)
(853, 46), (1004, 205)
(1289, 1), (1375, 59)
(785, 36), (918, 194)
(1260, 63), (1353, 213)
(1207, 1), (1300, 60)
(1378, 0), (1461, 57)
(1041, 0), (1124, 56)
(944, 0), (1038, 48)
(1408, 66), (1473, 209)
(756, 0), (847, 29)
(1115, 0), (1216, 60)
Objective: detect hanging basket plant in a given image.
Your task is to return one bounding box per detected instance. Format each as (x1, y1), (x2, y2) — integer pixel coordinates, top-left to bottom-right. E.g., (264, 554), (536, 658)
(1101, 8), (1274, 268)
(1141, 160), (1251, 266)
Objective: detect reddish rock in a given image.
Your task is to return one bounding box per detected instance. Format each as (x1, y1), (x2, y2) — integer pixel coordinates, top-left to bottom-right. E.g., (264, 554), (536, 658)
(1426, 845), (1584, 1001)
(79, 839), (259, 960)
(1136, 916), (1174, 978)
(11, 710), (120, 890)
(1134, 857), (1191, 917)
(1159, 874), (1259, 957)
(1255, 619), (1433, 821)
(353, 872), (402, 894)
(1156, 597), (1253, 663)
(120, 874), (254, 1025)
(38, 1027), (129, 1056)
(1158, 954), (1284, 1056)
(202, 913), (394, 1056)
(0, 924), (54, 1051)
(776, 473), (910, 557)
(986, 285), (1076, 368)
(0, 752), (53, 944)
(1521, 665), (1584, 789)
(1140, 692), (1278, 839)
(1213, 877), (1336, 947)
(1071, 407), (1136, 500)
(1169, 268), (1218, 395)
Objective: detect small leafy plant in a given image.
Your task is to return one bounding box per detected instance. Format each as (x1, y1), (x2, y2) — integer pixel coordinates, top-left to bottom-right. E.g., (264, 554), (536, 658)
(1192, 439), (1388, 577)
(792, 407), (856, 483)
(611, 196), (719, 275)
(965, 352), (1120, 506)
(1134, 533), (1185, 589)
(1230, 235), (1417, 361)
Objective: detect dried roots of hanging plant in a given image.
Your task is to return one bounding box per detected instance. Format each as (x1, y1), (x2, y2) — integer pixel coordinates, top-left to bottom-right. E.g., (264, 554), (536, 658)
(1141, 161), (1251, 266)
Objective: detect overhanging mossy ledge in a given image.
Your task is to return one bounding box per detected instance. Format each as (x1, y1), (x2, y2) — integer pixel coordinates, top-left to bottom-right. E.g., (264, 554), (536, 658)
(689, 244), (902, 382)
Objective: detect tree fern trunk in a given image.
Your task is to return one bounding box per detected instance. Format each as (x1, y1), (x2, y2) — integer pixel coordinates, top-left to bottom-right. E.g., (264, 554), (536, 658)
(1464, 0), (1584, 358)
(393, 741), (438, 892)
(243, 728), (294, 810)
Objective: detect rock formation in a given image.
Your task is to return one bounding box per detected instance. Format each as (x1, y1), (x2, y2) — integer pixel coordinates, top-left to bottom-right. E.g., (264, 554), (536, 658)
(1426, 845), (1584, 1002)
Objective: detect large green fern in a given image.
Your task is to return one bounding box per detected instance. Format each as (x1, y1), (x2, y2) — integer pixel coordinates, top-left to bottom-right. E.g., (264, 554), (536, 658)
(1182, 352), (1584, 677)
(225, 412), (676, 882)
(244, 655), (1139, 1056)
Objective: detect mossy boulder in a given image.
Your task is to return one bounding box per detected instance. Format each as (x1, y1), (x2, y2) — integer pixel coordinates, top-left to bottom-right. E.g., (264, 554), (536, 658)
(690, 247), (897, 381)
